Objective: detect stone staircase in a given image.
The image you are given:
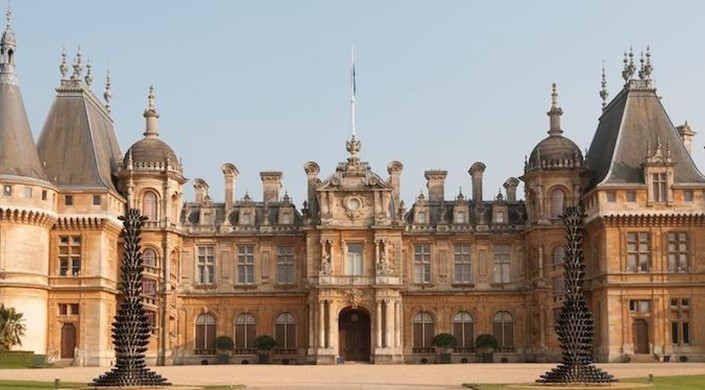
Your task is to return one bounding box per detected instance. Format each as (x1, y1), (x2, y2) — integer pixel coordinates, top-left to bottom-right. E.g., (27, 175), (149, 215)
(629, 353), (658, 363)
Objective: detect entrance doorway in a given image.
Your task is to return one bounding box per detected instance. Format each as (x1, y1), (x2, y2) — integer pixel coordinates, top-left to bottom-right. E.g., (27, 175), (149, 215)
(633, 319), (649, 354)
(60, 323), (76, 359)
(338, 307), (371, 362)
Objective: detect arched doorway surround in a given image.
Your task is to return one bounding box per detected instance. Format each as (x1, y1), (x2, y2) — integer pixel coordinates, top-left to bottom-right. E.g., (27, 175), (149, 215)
(338, 306), (371, 362)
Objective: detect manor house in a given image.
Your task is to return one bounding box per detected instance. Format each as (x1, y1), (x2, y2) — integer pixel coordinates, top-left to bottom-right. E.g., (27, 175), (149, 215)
(1, 15), (704, 366)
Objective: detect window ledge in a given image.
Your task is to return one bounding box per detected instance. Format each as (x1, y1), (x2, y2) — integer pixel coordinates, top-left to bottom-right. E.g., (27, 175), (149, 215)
(450, 283), (475, 288)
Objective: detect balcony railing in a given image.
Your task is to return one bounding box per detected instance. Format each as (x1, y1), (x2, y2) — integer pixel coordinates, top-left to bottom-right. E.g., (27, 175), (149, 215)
(310, 274), (401, 286)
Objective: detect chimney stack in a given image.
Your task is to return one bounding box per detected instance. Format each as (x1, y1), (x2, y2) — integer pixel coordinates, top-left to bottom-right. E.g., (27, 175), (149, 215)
(503, 177), (520, 202)
(424, 169), (447, 202)
(260, 171), (283, 203)
(193, 178), (209, 203)
(304, 162), (320, 216)
(221, 163), (239, 212)
(387, 161), (404, 205)
(469, 162), (486, 207)
(677, 121), (696, 155)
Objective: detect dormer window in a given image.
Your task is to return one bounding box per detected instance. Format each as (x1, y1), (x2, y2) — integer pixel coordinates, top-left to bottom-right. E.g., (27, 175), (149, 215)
(455, 212), (465, 224)
(241, 213), (252, 225)
(417, 212), (426, 224)
(643, 140), (674, 205)
(281, 213), (292, 225)
(495, 211), (505, 224)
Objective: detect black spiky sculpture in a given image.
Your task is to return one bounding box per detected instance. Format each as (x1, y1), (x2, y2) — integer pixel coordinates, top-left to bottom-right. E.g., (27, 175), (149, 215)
(91, 208), (170, 387)
(537, 206), (615, 384)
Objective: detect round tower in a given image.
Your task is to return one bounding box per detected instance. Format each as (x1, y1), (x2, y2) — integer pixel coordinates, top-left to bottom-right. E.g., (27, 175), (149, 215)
(117, 86), (186, 365)
(0, 7), (57, 358)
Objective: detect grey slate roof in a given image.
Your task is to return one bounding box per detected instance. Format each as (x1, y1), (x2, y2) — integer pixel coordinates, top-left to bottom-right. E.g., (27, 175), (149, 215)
(37, 84), (122, 191)
(585, 80), (705, 189)
(0, 82), (49, 182)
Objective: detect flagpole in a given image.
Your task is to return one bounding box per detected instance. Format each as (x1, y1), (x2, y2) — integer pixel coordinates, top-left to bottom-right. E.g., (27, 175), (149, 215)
(351, 45), (356, 138)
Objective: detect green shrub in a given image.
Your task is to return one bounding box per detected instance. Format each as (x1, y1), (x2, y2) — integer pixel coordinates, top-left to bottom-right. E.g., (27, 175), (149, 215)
(253, 335), (276, 351)
(475, 334), (498, 351)
(432, 333), (457, 349)
(214, 335), (234, 351)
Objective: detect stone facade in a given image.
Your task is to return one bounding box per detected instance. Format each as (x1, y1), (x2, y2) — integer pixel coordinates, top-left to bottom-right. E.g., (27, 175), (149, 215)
(0, 16), (704, 367)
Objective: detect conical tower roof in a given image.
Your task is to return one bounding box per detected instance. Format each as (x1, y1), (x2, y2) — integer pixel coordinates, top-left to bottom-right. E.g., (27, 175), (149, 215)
(0, 8), (49, 182)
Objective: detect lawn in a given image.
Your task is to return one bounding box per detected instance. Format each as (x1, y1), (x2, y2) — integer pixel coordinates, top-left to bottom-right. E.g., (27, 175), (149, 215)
(463, 375), (705, 390)
(0, 379), (245, 390)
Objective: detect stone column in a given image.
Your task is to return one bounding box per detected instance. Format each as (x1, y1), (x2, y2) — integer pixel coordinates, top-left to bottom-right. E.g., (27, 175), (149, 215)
(376, 300), (382, 348)
(308, 302), (314, 348)
(385, 300), (393, 348)
(319, 301), (325, 348)
(328, 301), (336, 351)
(395, 301), (402, 348)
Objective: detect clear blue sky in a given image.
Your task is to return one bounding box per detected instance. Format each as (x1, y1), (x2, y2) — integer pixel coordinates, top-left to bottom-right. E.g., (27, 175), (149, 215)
(11, 1), (705, 205)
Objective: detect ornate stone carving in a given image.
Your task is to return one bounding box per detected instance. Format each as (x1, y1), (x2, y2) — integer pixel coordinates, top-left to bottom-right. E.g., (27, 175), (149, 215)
(345, 288), (362, 309)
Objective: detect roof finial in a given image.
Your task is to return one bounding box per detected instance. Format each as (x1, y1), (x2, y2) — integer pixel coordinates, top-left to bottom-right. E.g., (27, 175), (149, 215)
(84, 58), (93, 86)
(600, 60), (609, 109)
(71, 46), (83, 80)
(59, 46), (68, 79)
(103, 69), (112, 114)
(143, 85), (160, 138)
(622, 48), (636, 82)
(547, 82), (563, 136)
(5, 2), (11, 28)
(638, 50), (646, 80)
(148, 84), (155, 111)
(643, 45), (653, 79)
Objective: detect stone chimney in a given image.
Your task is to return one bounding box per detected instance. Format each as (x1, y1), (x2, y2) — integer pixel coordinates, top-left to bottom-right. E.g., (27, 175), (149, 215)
(304, 161), (320, 211)
(193, 178), (209, 203)
(424, 169), (447, 202)
(677, 121), (696, 155)
(469, 162), (486, 207)
(503, 177), (520, 202)
(387, 161), (404, 205)
(221, 163), (239, 212)
(260, 171), (283, 203)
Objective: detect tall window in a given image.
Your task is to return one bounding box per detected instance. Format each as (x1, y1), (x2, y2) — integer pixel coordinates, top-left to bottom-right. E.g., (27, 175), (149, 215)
(237, 245), (255, 284)
(626, 232), (650, 272)
(671, 299), (690, 345)
(552, 246), (565, 271)
(652, 172), (667, 202)
(197, 246), (215, 285)
(234, 313), (256, 350)
(454, 244), (472, 284)
(414, 244), (432, 284)
(452, 311), (474, 350)
(275, 313), (296, 349)
(143, 248), (157, 268)
(145, 311), (157, 334)
(493, 245), (510, 283)
(667, 232), (688, 272)
(550, 188), (565, 219)
(142, 191), (158, 221)
(412, 311), (435, 350)
(492, 311), (514, 351)
(195, 313), (216, 355)
(142, 278), (157, 298)
(58, 235), (81, 276)
(277, 246), (295, 285)
(553, 274), (565, 302)
(346, 244), (363, 276)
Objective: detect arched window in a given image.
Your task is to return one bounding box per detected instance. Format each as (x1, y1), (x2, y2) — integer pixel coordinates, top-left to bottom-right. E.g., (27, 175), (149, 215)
(234, 313), (256, 350)
(275, 313), (296, 349)
(142, 191), (158, 221)
(143, 248), (157, 268)
(492, 311), (514, 351)
(412, 311), (435, 350)
(452, 311), (474, 350)
(195, 313), (216, 355)
(550, 188), (565, 219)
(170, 250), (179, 279)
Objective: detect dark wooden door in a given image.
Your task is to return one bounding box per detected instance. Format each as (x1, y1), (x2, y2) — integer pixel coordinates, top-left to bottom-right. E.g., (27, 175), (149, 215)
(339, 309), (370, 362)
(61, 323), (76, 359)
(633, 319), (649, 354)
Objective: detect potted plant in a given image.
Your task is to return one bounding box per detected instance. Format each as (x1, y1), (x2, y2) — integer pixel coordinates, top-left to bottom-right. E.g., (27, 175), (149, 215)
(432, 333), (457, 364)
(475, 334), (498, 363)
(253, 335), (276, 364)
(214, 335), (234, 364)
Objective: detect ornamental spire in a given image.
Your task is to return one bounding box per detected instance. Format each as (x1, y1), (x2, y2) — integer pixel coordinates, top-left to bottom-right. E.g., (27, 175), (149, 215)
(0, 1), (17, 82)
(547, 83), (563, 136)
(59, 46), (68, 79)
(599, 61), (609, 109)
(622, 47), (635, 82)
(71, 46), (83, 80)
(84, 58), (93, 87)
(143, 85), (160, 138)
(103, 69), (112, 114)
